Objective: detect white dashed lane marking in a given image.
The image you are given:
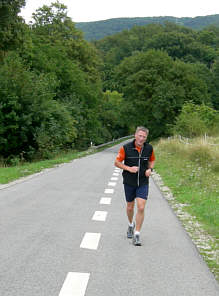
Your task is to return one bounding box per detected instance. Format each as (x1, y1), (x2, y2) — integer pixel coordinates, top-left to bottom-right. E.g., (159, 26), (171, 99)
(80, 233), (101, 250)
(108, 182), (116, 187)
(113, 173), (119, 176)
(59, 272), (90, 296)
(60, 167), (119, 295)
(92, 211), (108, 221)
(99, 197), (112, 205)
(111, 177), (118, 181)
(104, 188), (114, 194)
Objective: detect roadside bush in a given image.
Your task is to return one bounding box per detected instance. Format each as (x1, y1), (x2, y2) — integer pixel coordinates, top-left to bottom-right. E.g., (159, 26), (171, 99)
(171, 102), (219, 137)
(5, 156), (20, 166)
(34, 101), (77, 159)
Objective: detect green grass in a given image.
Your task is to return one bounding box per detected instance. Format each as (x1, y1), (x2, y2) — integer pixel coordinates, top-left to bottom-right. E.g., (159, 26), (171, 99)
(153, 137), (219, 280)
(0, 137), (132, 184)
(0, 150), (91, 184)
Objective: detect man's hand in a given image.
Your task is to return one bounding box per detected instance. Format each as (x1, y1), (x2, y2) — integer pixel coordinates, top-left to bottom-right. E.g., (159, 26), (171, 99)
(145, 168), (152, 177)
(128, 166), (139, 173)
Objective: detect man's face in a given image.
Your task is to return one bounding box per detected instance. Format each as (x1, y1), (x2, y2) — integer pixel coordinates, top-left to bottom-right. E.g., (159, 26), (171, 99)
(135, 130), (147, 147)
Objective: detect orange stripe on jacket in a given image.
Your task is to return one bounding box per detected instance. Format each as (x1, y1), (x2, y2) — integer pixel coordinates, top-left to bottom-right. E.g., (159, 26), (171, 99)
(116, 145), (155, 163)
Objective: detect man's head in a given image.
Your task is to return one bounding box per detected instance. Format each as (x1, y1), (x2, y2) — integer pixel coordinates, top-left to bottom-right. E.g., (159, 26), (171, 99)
(135, 126), (149, 147)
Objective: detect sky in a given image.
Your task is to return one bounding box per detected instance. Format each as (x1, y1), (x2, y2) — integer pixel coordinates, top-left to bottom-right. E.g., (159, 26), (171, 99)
(20, 0), (219, 23)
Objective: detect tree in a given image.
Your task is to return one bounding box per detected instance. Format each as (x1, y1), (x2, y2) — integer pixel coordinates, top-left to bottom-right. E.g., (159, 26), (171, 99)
(0, 53), (76, 160)
(212, 57), (219, 110)
(0, 0), (26, 58)
(31, 1), (101, 81)
(21, 1), (107, 148)
(114, 50), (212, 138)
(95, 22), (218, 93)
(99, 91), (128, 139)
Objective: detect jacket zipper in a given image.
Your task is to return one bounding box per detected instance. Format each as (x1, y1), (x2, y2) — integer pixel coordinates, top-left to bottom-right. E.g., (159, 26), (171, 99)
(137, 149), (142, 187)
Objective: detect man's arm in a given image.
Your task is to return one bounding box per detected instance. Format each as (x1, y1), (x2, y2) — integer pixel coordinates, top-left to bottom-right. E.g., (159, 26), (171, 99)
(114, 159), (139, 173)
(145, 160), (155, 177)
(148, 160), (155, 170)
(115, 146), (139, 173)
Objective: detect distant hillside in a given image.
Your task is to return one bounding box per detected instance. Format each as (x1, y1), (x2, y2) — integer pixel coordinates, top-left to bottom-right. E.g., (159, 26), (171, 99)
(76, 14), (219, 41)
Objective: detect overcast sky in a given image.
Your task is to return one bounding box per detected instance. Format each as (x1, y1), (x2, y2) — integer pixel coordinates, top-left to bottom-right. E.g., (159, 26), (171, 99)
(20, 0), (219, 23)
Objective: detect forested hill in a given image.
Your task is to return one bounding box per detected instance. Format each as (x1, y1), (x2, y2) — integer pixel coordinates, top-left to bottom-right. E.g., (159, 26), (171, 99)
(76, 14), (219, 40)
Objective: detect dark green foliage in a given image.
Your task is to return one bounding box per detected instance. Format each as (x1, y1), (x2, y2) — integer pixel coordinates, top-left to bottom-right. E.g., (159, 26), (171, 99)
(145, 30), (216, 67)
(212, 57), (219, 110)
(0, 1), (115, 161)
(26, 2), (105, 149)
(113, 50), (213, 138)
(100, 91), (129, 139)
(95, 23), (219, 95)
(95, 23), (218, 135)
(0, 0), (26, 56)
(95, 22), (218, 67)
(0, 53), (76, 159)
(76, 15), (219, 41)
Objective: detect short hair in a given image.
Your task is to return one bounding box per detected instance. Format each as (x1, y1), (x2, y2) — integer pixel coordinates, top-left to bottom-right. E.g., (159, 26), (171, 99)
(135, 126), (149, 135)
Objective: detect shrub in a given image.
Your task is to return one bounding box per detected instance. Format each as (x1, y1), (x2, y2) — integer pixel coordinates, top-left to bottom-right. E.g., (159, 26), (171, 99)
(172, 102), (219, 137)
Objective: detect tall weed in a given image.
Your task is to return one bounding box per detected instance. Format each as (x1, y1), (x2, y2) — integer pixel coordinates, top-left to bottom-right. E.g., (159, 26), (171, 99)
(187, 144), (213, 167)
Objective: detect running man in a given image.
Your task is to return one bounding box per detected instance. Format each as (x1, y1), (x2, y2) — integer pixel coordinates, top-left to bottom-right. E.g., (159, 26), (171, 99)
(114, 126), (155, 246)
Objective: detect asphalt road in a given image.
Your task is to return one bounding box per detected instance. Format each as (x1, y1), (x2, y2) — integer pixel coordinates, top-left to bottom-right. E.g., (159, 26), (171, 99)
(0, 142), (219, 296)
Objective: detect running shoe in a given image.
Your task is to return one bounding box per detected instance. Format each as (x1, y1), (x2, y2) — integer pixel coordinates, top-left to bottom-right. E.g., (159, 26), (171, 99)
(133, 234), (141, 246)
(127, 222), (135, 239)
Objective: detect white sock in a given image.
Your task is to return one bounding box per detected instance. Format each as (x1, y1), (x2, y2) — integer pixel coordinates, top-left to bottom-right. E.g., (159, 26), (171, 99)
(134, 231), (140, 236)
(128, 221), (134, 227)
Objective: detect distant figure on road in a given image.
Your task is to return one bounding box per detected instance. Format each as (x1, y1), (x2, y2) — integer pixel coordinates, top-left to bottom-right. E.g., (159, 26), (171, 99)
(115, 126), (155, 246)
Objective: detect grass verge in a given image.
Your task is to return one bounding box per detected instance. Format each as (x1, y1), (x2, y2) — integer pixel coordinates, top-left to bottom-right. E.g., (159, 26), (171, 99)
(153, 137), (219, 281)
(0, 137), (132, 185)
(0, 150), (89, 184)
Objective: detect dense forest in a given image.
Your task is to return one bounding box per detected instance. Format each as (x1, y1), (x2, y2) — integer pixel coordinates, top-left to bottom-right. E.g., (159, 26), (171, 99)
(0, 1), (218, 163)
(76, 15), (219, 41)
(94, 22), (219, 138)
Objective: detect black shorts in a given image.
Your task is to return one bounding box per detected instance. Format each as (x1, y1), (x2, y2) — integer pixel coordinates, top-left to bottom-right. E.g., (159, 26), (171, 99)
(124, 184), (149, 202)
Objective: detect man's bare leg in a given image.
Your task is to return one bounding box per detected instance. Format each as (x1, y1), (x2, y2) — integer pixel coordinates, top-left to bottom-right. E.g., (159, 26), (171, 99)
(126, 201), (135, 238)
(126, 201), (135, 224)
(135, 198), (146, 232)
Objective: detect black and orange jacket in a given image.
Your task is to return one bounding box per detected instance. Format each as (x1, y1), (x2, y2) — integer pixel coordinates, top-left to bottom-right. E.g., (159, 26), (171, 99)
(116, 139), (155, 186)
